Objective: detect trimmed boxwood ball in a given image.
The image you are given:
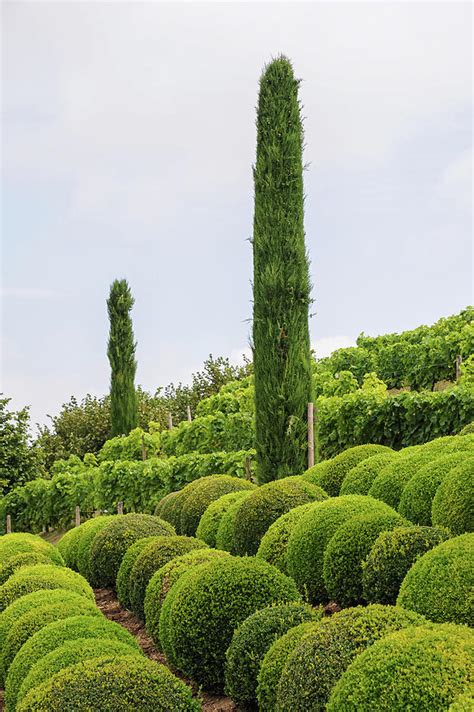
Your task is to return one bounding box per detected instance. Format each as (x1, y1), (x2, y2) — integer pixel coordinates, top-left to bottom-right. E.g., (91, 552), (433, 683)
(197, 491), (252, 547)
(144, 548), (230, 648)
(129, 535), (208, 619)
(256, 503), (316, 575)
(256, 622), (318, 712)
(449, 693), (474, 710)
(161, 489), (189, 532)
(16, 655), (201, 712)
(17, 638), (143, 708)
(397, 533), (474, 625)
(224, 601), (320, 708)
(215, 490), (255, 552)
(57, 527), (84, 569)
(0, 564), (94, 612)
(116, 537), (159, 610)
(327, 623), (474, 712)
(362, 525), (448, 604)
(179, 475), (256, 537)
(159, 556), (301, 690)
(0, 533), (64, 567)
(459, 422), (474, 436)
(89, 513), (175, 588)
(315, 444), (393, 497)
(154, 490), (181, 522)
(432, 459), (474, 535)
(287, 495), (401, 603)
(340, 453), (398, 496)
(277, 604), (426, 712)
(323, 511), (406, 607)
(233, 476), (328, 556)
(303, 460), (330, 487)
(0, 552), (57, 586)
(74, 516), (115, 583)
(5, 614), (141, 711)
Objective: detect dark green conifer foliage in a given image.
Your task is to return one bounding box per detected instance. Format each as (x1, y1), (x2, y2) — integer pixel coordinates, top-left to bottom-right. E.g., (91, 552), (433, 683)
(252, 56), (313, 484)
(107, 279), (138, 436)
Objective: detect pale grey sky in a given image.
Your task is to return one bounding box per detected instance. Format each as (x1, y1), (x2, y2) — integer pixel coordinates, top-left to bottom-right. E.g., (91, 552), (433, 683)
(2, 1), (472, 427)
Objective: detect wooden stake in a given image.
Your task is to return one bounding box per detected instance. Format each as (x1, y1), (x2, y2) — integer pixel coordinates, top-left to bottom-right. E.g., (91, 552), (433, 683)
(75, 506), (81, 527)
(244, 456), (252, 481)
(117, 501), (124, 515)
(456, 355), (463, 381)
(6, 515), (11, 534)
(307, 402), (315, 469)
(167, 412), (173, 430)
(187, 405), (192, 422)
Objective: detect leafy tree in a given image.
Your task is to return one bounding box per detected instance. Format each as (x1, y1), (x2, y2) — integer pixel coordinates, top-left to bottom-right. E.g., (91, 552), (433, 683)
(107, 279), (138, 437)
(252, 56), (313, 484)
(0, 397), (43, 494)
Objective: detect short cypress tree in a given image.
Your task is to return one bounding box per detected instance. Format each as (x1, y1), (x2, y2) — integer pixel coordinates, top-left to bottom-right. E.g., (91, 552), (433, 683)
(107, 279), (138, 436)
(252, 56), (313, 484)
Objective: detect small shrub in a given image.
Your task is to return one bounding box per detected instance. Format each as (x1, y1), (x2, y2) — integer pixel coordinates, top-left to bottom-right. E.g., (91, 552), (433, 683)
(459, 422), (474, 435)
(339, 453), (398, 495)
(144, 548), (229, 648)
(397, 533), (474, 625)
(179, 475), (255, 537)
(256, 622), (318, 712)
(196, 491), (251, 547)
(277, 604), (426, 712)
(75, 516), (115, 582)
(116, 537), (159, 610)
(224, 602), (320, 708)
(56, 527), (85, 569)
(315, 444), (393, 497)
(5, 614), (140, 711)
(154, 491), (181, 523)
(303, 460), (330, 487)
(159, 557), (301, 690)
(287, 495), (401, 602)
(129, 535), (208, 619)
(0, 564), (94, 612)
(449, 693), (474, 710)
(256, 503), (316, 574)
(215, 490), (254, 552)
(159, 489), (189, 532)
(0, 533), (64, 567)
(233, 477), (328, 556)
(432, 459), (474, 535)
(323, 511), (406, 607)
(89, 513), (175, 588)
(16, 655), (201, 712)
(0, 552), (56, 586)
(327, 623), (474, 711)
(362, 525), (448, 604)
(368, 450), (431, 509)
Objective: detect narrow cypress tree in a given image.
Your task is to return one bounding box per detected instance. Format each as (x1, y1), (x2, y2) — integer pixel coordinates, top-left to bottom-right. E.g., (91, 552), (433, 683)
(252, 56), (313, 484)
(107, 279), (138, 436)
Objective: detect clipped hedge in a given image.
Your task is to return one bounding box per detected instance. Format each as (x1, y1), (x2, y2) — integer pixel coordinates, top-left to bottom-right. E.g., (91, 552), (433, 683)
(256, 621), (318, 712)
(432, 459), (474, 535)
(0, 564), (94, 612)
(196, 491), (251, 547)
(287, 495), (401, 603)
(5, 614), (140, 711)
(323, 511), (406, 607)
(154, 491), (181, 524)
(129, 535), (208, 619)
(56, 526), (85, 569)
(0, 533), (64, 567)
(313, 444), (393, 497)
(459, 422), (474, 435)
(277, 604), (426, 712)
(232, 477), (328, 556)
(16, 655), (201, 712)
(116, 537), (159, 610)
(362, 525), (448, 605)
(75, 515), (116, 582)
(179, 475), (255, 537)
(327, 623), (474, 711)
(256, 502), (316, 575)
(89, 513), (175, 588)
(397, 533), (474, 625)
(303, 460), (330, 487)
(159, 556), (301, 690)
(215, 490), (254, 552)
(224, 601), (320, 708)
(0, 552), (56, 586)
(339, 453), (398, 495)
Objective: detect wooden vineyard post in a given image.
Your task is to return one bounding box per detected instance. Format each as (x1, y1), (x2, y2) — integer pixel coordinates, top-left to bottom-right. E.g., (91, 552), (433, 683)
(167, 412), (173, 430)
(117, 501), (124, 515)
(244, 456), (252, 481)
(75, 506), (81, 527)
(187, 405), (192, 422)
(456, 355), (463, 381)
(6, 514), (11, 534)
(307, 402), (315, 469)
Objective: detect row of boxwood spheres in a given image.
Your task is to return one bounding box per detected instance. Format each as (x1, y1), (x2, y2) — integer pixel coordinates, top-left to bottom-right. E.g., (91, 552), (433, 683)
(0, 533), (64, 589)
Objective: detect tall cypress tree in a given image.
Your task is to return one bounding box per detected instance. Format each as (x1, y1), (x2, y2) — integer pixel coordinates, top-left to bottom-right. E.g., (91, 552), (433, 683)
(252, 56), (313, 484)
(107, 279), (138, 437)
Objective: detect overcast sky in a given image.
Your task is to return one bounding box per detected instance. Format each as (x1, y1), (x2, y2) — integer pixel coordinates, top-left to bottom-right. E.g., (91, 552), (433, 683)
(2, 1), (472, 428)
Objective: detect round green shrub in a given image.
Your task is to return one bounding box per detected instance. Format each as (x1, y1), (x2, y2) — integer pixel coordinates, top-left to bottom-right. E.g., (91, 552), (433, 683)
(233, 476), (328, 556)
(224, 601), (320, 708)
(0, 552), (57, 586)
(154, 491), (181, 524)
(303, 460), (331, 487)
(323, 511), (406, 607)
(129, 535), (208, 619)
(18, 638), (143, 707)
(432, 459), (474, 535)
(327, 623), (474, 711)
(144, 548), (230, 648)
(397, 533), (474, 625)
(16, 655), (201, 712)
(0, 564), (94, 612)
(449, 693), (474, 710)
(116, 537), (159, 610)
(89, 513), (175, 588)
(215, 489), (255, 552)
(256, 622), (318, 712)
(362, 525), (448, 604)
(398, 453), (468, 525)
(75, 516), (115, 583)
(0, 533), (64, 567)
(459, 422), (474, 436)
(57, 527), (84, 569)
(287, 495), (401, 603)
(1, 597), (100, 681)
(160, 556), (301, 690)
(5, 614), (140, 711)
(340, 453), (398, 496)
(196, 491), (251, 547)
(179, 475), (256, 537)
(160, 489), (189, 532)
(256, 503), (316, 575)
(277, 604), (426, 712)
(316, 444), (394, 497)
